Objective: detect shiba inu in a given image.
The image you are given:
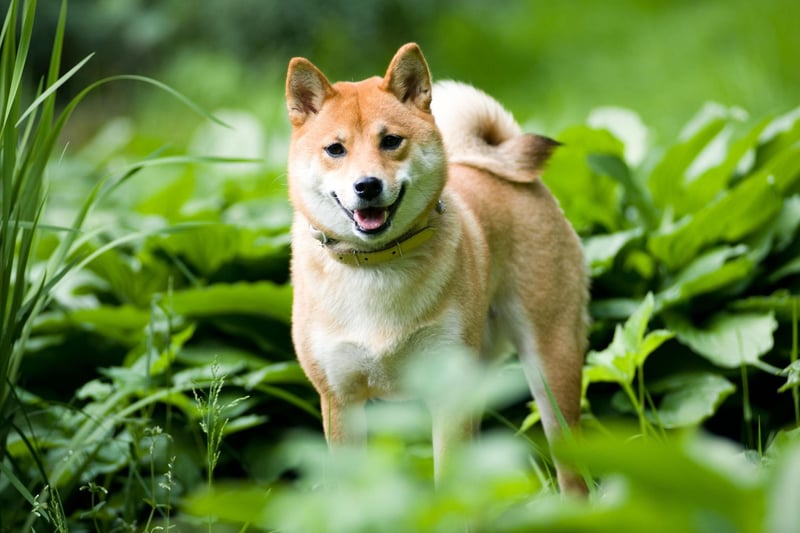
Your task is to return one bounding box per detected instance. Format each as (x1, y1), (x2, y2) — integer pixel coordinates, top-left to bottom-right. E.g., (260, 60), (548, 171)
(285, 43), (588, 493)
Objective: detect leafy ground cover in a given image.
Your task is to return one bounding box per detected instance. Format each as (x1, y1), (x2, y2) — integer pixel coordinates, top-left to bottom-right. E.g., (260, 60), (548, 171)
(2, 1), (800, 532)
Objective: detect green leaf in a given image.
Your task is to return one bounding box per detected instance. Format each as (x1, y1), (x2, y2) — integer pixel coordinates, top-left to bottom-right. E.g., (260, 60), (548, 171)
(648, 172), (783, 270)
(647, 106), (728, 212)
(543, 125), (624, 232)
(731, 291), (800, 322)
(590, 298), (643, 320)
(770, 256), (800, 285)
(587, 106), (649, 166)
(583, 228), (643, 277)
(667, 312), (778, 368)
(223, 414), (269, 436)
(183, 483), (271, 527)
(764, 144), (800, 195)
(779, 360), (800, 393)
(153, 223), (289, 277)
(587, 154), (657, 227)
(656, 245), (754, 310)
(68, 305), (150, 344)
(153, 223), (241, 277)
(234, 362), (309, 389)
(554, 431), (763, 532)
(135, 170), (195, 220)
(171, 281), (292, 323)
(747, 195), (800, 275)
(765, 431), (800, 533)
(648, 373), (736, 428)
(585, 293), (674, 386)
(148, 324), (197, 375)
(679, 117), (770, 216)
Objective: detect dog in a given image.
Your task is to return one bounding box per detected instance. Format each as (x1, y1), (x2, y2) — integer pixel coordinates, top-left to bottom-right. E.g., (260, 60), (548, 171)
(285, 43), (588, 493)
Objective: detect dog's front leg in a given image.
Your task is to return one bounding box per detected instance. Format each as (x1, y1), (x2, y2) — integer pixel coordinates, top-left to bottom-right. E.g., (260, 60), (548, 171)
(430, 405), (476, 483)
(321, 392), (367, 447)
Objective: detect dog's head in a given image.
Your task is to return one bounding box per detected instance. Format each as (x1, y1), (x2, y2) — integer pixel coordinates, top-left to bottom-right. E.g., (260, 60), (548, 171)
(285, 43), (446, 248)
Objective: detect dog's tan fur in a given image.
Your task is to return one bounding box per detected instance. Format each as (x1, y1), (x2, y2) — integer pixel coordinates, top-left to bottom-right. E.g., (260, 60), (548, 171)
(285, 43), (588, 493)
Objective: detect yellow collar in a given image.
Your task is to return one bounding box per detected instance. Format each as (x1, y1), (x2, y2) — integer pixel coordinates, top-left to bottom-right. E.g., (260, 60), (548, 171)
(321, 226), (436, 266)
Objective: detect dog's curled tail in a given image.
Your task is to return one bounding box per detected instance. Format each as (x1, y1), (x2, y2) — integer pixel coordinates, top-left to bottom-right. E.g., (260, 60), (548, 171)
(430, 81), (558, 183)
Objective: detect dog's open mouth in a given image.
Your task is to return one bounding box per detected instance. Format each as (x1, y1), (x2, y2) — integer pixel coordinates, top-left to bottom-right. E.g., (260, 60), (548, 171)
(354, 208), (389, 233)
(334, 185), (406, 235)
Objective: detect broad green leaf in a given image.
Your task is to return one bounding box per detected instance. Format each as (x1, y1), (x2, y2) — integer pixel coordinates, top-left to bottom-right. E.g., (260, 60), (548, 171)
(172, 360), (246, 389)
(171, 281), (292, 323)
(765, 432), (800, 533)
(588, 154), (657, 227)
(223, 414), (269, 435)
(582, 228), (643, 277)
(679, 118), (770, 216)
(183, 484), (272, 528)
(732, 291), (800, 322)
(764, 144), (800, 194)
(68, 305), (150, 344)
(554, 431), (763, 533)
(223, 197), (293, 233)
(667, 312), (777, 368)
(135, 170), (195, 220)
(75, 379), (114, 401)
(544, 125), (624, 232)
(647, 109), (727, 212)
(177, 343), (267, 369)
(769, 256), (800, 285)
(648, 172), (783, 270)
(153, 224), (289, 278)
(648, 373), (736, 428)
(87, 246), (172, 307)
(745, 195), (800, 275)
(154, 223), (241, 277)
(587, 106), (649, 166)
(234, 362), (308, 389)
(636, 330), (675, 367)
(656, 245), (753, 310)
(585, 293), (674, 386)
(589, 298), (643, 320)
(757, 106), (800, 169)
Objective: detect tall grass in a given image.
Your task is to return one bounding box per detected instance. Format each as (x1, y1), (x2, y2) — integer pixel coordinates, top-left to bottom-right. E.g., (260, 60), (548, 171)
(0, 2), (261, 530)
(0, 0), (81, 461)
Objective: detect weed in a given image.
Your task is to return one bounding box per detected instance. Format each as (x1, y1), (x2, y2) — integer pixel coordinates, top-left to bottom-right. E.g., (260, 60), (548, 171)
(193, 360), (249, 530)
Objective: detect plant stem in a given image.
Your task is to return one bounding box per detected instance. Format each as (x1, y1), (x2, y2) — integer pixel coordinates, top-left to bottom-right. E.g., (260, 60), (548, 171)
(792, 300), (799, 425)
(741, 364), (753, 448)
(623, 382), (649, 437)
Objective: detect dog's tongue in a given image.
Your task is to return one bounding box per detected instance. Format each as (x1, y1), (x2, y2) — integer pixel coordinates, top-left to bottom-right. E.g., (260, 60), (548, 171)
(354, 208), (388, 231)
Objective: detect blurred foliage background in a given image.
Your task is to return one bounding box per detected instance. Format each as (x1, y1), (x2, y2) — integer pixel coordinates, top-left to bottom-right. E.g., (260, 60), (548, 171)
(25, 0), (800, 145)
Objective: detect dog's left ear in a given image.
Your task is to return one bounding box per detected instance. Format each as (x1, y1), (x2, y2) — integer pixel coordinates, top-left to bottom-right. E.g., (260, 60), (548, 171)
(382, 43), (432, 112)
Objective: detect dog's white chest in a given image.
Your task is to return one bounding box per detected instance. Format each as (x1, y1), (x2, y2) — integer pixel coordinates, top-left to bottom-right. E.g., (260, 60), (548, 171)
(305, 272), (464, 401)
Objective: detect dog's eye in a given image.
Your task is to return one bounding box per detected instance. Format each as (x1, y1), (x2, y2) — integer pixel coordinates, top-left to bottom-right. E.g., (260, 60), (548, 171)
(380, 135), (403, 151)
(324, 143), (347, 158)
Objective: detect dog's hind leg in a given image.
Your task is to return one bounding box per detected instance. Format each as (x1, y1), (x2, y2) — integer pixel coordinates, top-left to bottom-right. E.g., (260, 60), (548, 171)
(504, 297), (588, 494)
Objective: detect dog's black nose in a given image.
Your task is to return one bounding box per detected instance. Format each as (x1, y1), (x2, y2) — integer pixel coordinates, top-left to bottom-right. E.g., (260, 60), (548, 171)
(353, 177), (383, 200)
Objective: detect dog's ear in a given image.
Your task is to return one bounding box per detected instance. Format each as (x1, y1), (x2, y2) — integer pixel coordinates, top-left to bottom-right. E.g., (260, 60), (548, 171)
(286, 58), (335, 127)
(382, 43), (432, 112)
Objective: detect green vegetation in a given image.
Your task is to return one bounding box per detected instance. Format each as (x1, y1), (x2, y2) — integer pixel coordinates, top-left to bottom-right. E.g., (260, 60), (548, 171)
(2, 0), (799, 531)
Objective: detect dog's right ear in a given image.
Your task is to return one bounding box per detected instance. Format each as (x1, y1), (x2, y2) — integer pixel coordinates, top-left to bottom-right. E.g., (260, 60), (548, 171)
(286, 58), (335, 127)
